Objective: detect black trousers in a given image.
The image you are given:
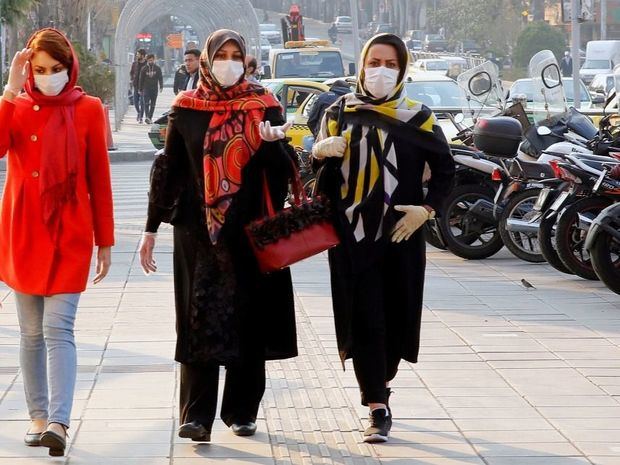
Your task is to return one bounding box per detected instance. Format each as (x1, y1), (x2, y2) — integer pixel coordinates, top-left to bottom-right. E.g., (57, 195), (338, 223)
(350, 262), (402, 406)
(142, 89), (158, 120)
(179, 356), (266, 431)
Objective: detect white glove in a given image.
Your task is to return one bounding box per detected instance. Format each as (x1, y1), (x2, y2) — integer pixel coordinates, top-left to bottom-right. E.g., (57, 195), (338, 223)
(391, 205), (432, 243)
(5, 48), (32, 95)
(139, 232), (157, 275)
(312, 136), (347, 159)
(259, 121), (292, 142)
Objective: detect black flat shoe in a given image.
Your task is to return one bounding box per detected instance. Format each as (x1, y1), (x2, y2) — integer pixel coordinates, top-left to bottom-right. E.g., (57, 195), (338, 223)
(23, 432), (42, 447)
(231, 422), (257, 436)
(178, 421), (210, 442)
(39, 429), (66, 457)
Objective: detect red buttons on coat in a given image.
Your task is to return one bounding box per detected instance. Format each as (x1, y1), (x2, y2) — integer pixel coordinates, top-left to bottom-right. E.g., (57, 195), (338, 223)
(33, 105), (40, 111)
(30, 135), (38, 142)
(31, 171), (39, 178)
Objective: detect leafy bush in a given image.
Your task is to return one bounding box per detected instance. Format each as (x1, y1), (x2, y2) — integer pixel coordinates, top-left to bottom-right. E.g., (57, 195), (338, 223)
(514, 22), (566, 68)
(74, 43), (115, 104)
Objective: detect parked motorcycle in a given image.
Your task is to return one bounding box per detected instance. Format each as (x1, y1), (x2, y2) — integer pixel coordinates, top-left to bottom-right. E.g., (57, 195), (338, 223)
(586, 201), (620, 294)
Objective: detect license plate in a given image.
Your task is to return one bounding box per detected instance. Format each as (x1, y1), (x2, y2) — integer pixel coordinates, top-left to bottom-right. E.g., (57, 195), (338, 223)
(533, 187), (551, 212)
(549, 191), (570, 212)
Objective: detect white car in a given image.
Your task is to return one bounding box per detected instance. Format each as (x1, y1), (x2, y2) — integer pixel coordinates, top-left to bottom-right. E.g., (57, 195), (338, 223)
(404, 74), (466, 140)
(259, 23), (282, 45)
(260, 37), (272, 63)
(508, 78), (593, 110)
(410, 59), (449, 77)
(334, 16), (353, 34)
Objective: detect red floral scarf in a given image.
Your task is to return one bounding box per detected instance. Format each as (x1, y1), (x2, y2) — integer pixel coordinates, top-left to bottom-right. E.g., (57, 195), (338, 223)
(174, 79), (280, 243)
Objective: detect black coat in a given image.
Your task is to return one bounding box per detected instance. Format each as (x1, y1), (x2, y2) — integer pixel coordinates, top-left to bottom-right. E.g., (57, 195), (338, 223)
(146, 106), (298, 365)
(317, 112), (455, 365)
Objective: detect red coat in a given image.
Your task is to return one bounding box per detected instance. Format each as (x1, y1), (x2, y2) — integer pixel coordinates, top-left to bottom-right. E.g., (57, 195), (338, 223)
(0, 94), (114, 295)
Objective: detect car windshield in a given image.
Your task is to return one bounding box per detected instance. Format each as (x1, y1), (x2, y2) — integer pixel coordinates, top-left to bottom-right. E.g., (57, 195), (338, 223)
(260, 24), (278, 32)
(405, 81), (463, 107)
(274, 51), (344, 78)
(427, 34), (442, 40)
(337, 16), (351, 22)
(583, 59), (612, 69)
(511, 79), (589, 102)
(261, 38), (270, 46)
(426, 61), (449, 71)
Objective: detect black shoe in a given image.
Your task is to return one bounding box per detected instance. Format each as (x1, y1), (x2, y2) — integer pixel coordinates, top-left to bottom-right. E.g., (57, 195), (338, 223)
(39, 427), (66, 457)
(138, 118), (143, 124)
(231, 422), (257, 436)
(363, 408), (392, 443)
(23, 432), (42, 447)
(145, 118), (152, 124)
(178, 421), (210, 442)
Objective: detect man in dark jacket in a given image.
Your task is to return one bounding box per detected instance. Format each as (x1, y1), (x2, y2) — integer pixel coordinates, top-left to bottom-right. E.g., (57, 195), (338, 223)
(173, 49), (201, 94)
(560, 51), (573, 77)
(130, 48), (147, 123)
(139, 54), (164, 124)
(307, 80), (350, 136)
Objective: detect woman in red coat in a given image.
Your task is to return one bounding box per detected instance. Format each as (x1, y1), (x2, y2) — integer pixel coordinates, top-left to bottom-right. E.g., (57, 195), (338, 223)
(0, 29), (114, 456)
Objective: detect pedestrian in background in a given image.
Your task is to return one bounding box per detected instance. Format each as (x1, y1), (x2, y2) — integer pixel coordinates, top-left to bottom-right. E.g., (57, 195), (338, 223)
(0, 28), (114, 457)
(313, 33), (455, 443)
(174, 49), (201, 94)
(307, 79), (350, 136)
(139, 53), (163, 124)
(139, 29), (297, 443)
(130, 48), (147, 123)
(245, 55), (260, 84)
(560, 50), (573, 77)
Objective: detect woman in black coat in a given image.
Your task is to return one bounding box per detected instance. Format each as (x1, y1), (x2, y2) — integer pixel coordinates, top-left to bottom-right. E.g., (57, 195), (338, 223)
(313, 33), (455, 443)
(139, 29), (297, 442)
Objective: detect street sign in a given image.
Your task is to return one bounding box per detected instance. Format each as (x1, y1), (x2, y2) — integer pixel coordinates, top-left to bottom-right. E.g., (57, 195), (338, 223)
(166, 33), (183, 49)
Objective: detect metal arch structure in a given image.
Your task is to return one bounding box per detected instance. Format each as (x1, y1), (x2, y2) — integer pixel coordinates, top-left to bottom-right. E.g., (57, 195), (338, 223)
(113, 0), (260, 129)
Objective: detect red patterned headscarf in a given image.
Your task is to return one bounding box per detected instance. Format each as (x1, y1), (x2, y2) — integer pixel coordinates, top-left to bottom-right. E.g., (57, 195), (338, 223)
(174, 29), (280, 244)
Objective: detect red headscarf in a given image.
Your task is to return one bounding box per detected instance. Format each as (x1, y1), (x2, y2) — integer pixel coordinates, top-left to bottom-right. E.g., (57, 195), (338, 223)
(174, 29), (280, 244)
(23, 28), (85, 235)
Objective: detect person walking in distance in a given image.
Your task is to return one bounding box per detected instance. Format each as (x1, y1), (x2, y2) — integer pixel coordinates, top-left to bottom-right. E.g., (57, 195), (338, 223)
(0, 28), (114, 456)
(560, 51), (573, 77)
(139, 53), (163, 124)
(244, 55), (260, 84)
(312, 33), (455, 443)
(174, 49), (201, 95)
(130, 48), (147, 122)
(139, 29), (297, 443)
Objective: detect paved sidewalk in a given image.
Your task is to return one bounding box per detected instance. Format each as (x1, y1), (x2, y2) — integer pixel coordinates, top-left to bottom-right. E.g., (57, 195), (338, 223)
(1, 162), (620, 465)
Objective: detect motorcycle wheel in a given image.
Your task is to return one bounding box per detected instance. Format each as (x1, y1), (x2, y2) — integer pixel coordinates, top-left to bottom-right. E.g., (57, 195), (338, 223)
(538, 212), (573, 275)
(438, 184), (504, 260)
(499, 188), (546, 263)
(590, 229), (620, 295)
(556, 196), (613, 280)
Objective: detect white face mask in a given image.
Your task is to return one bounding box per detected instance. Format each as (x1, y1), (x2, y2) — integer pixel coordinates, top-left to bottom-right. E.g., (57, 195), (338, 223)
(363, 66), (399, 99)
(211, 60), (244, 87)
(34, 70), (69, 96)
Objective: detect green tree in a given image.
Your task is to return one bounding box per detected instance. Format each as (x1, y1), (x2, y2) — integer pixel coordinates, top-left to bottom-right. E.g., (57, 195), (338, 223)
(513, 21), (566, 68)
(73, 43), (115, 104)
(0, 0), (38, 25)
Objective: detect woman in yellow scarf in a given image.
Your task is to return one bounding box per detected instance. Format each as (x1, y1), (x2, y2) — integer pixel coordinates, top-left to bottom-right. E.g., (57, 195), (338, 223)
(313, 33), (455, 443)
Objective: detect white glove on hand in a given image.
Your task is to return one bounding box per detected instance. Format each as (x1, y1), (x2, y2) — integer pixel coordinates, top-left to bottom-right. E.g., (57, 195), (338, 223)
(391, 205), (431, 243)
(312, 136), (347, 159)
(259, 121), (292, 142)
(139, 232), (157, 275)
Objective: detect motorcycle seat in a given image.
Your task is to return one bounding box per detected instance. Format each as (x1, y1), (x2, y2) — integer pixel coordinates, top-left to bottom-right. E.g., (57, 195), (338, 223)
(509, 159), (555, 180)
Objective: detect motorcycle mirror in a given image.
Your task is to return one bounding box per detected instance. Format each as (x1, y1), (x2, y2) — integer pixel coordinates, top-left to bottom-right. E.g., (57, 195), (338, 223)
(537, 126), (552, 136)
(454, 113), (465, 124)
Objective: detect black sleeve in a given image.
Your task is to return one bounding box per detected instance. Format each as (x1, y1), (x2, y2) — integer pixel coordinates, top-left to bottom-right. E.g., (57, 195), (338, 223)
(145, 110), (188, 232)
(307, 97), (326, 137)
(423, 125), (455, 215)
(173, 71), (180, 94)
(264, 106), (285, 126)
(158, 67), (163, 89)
(138, 67), (146, 92)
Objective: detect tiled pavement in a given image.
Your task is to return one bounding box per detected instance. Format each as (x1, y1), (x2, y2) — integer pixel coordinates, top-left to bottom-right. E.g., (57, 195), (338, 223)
(1, 162), (620, 465)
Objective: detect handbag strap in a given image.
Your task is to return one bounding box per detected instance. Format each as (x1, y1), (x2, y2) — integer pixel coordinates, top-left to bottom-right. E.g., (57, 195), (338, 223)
(261, 151), (306, 217)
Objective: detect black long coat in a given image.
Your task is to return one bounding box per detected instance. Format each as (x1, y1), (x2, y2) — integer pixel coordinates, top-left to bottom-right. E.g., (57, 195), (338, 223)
(146, 106), (298, 365)
(317, 113), (455, 366)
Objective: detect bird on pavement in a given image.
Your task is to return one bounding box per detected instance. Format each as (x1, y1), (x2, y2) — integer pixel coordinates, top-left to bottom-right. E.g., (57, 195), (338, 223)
(521, 279), (536, 290)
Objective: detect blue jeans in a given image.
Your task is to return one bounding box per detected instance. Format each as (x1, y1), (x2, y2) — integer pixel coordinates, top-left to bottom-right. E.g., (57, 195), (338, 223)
(15, 292), (80, 428)
(133, 90), (144, 120)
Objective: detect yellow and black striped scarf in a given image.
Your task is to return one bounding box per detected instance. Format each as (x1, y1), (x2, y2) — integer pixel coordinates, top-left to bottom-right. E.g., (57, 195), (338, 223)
(318, 34), (436, 242)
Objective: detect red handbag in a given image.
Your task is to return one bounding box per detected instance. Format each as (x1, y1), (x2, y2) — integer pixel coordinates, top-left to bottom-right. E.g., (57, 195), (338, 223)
(245, 166), (340, 273)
